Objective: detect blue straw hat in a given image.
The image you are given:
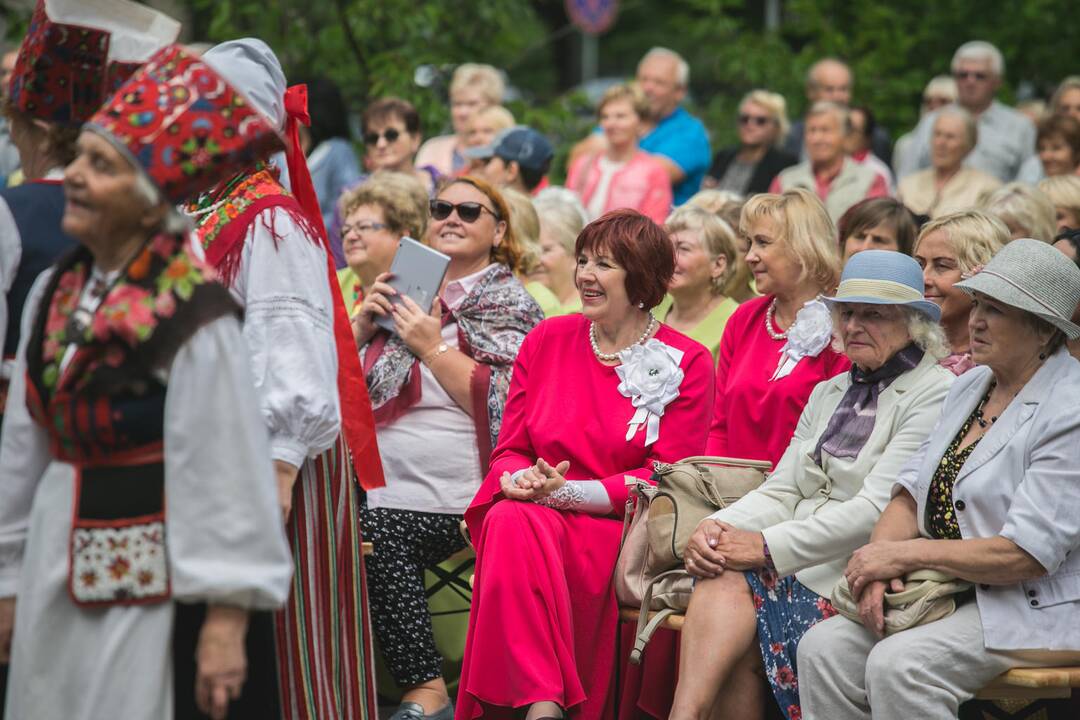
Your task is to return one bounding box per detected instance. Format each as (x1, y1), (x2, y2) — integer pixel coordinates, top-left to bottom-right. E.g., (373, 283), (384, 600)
(822, 250), (941, 322)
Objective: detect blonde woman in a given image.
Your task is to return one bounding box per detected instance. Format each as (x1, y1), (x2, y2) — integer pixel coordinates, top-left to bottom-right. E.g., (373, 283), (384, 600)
(656, 205), (739, 361)
(532, 187), (588, 316)
(465, 105), (515, 169)
(566, 83), (673, 223)
(336, 170), (429, 315)
(913, 209), (1009, 374)
(981, 182), (1057, 242)
(705, 90), (798, 195)
(500, 187), (554, 315)
(415, 63), (504, 176)
(1038, 175), (1080, 232)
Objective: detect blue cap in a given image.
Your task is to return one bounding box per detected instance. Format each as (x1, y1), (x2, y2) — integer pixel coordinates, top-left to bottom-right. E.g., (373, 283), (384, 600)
(463, 126), (554, 172)
(822, 250), (941, 322)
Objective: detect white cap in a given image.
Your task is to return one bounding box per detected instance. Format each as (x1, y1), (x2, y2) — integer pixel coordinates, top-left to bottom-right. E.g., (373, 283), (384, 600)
(202, 38), (288, 132)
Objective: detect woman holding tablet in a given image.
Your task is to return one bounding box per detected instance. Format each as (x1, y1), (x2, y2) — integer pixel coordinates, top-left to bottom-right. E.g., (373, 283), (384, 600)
(354, 177), (543, 720)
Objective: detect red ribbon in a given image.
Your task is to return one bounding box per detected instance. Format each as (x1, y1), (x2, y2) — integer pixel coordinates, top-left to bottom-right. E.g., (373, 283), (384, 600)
(282, 84), (385, 490)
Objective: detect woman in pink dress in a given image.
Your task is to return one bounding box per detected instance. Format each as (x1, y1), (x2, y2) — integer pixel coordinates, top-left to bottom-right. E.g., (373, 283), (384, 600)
(567, 84), (673, 225)
(622, 188), (850, 718)
(456, 209), (715, 720)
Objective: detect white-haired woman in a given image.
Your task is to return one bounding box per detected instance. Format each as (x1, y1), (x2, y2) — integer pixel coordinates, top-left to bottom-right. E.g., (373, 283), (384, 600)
(981, 182), (1058, 242)
(799, 240), (1080, 720)
(657, 205), (739, 361)
(531, 187), (588, 317)
(415, 63), (504, 176)
(899, 106), (1001, 218)
(705, 90), (798, 196)
(671, 250), (954, 720)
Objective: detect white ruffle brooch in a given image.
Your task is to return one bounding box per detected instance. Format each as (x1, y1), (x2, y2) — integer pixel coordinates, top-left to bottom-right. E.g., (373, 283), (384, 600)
(771, 299), (833, 381)
(616, 339), (685, 446)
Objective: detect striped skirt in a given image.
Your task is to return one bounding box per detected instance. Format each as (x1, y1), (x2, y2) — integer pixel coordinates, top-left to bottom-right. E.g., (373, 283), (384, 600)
(275, 435), (377, 720)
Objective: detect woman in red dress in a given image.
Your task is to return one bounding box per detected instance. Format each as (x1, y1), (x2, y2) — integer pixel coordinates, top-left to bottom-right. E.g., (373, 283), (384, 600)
(455, 210), (715, 720)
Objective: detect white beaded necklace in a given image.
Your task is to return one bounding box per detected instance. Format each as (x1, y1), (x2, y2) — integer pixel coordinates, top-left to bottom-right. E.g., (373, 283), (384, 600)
(764, 297), (788, 340)
(182, 194), (229, 218)
(590, 313), (657, 361)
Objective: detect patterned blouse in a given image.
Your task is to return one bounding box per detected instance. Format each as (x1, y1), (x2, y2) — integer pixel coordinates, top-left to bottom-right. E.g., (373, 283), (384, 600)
(926, 385), (993, 540)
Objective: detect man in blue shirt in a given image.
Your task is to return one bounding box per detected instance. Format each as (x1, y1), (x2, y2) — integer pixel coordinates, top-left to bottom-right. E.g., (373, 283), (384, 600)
(635, 47), (711, 205)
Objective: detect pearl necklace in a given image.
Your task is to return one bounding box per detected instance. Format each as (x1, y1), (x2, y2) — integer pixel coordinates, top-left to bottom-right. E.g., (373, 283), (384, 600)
(590, 313), (657, 361)
(764, 298), (788, 340)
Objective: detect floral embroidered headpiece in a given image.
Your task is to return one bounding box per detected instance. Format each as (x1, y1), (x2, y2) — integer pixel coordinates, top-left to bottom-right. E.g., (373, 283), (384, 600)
(85, 44), (285, 204)
(8, 0), (180, 125)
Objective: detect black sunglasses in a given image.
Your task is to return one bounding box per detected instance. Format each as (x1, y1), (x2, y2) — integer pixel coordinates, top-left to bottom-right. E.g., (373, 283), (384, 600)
(738, 114), (772, 127)
(364, 128), (402, 145)
(954, 71), (989, 81)
(430, 199), (499, 223)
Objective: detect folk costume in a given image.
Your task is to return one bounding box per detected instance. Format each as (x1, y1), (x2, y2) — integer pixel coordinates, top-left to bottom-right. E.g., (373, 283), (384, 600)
(0, 44), (293, 719)
(0, 0), (179, 427)
(185, 39), (384, 720)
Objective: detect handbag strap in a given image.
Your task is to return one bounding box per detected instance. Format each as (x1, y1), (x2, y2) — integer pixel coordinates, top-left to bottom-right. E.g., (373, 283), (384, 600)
(630, 568), (686, 664)
(679, 455), (773, 471)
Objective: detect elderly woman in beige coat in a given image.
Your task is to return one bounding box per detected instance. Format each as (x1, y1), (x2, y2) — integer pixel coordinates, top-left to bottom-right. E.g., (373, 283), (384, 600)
(799, 239), (1080, 720)
(898, 105), (1001, 218)
(671, 251), (955, 720)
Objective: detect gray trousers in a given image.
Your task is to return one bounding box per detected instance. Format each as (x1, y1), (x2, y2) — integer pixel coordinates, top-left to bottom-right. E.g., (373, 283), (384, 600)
(798, 602), (1080, 720)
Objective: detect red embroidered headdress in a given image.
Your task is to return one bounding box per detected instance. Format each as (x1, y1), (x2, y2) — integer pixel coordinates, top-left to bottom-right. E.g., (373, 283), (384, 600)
(85, 44), (286, 204)
(8, 0), (180, 125)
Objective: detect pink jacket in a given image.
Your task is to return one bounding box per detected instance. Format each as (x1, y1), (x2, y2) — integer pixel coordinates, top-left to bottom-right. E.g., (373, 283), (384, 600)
(567, 149), (674, 223)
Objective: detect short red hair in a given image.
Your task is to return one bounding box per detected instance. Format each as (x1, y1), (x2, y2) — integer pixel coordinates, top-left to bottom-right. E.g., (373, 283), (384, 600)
(575, 209), (674, 309)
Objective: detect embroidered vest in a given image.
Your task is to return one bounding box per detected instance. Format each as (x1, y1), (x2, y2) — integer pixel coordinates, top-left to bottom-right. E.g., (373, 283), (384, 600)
(24, 234), (238, 607)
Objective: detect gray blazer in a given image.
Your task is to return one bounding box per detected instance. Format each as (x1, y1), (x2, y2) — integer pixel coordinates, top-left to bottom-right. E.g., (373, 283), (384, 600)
(895, 348), (1080, 651)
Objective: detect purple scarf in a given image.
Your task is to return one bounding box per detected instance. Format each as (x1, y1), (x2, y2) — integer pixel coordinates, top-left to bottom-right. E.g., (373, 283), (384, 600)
(812, 343), (924, 466)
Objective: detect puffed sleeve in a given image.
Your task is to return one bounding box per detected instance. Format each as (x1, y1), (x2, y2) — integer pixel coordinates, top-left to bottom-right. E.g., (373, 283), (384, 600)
(0, 271), (53, 597)
(233, 209), (341, 468)
(164, 315), (292, 609)
(760, 369), (952, 578)
(1000, 398), (1080, 575)
(596, 340), (715, 514)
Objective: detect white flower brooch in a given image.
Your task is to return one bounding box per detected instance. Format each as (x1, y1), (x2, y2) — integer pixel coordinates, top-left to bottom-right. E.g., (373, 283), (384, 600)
(615, 338), (685, 446)
(771, 299), (833, 380)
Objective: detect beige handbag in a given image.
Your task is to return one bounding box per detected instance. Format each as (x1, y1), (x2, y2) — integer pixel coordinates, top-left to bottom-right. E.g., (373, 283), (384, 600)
(831, 569), (974, 635)
(614, 456), (771, 663)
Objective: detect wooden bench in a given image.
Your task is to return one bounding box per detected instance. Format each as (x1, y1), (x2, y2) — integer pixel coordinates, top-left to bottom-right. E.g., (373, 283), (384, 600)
(618, 608), (1080, 700)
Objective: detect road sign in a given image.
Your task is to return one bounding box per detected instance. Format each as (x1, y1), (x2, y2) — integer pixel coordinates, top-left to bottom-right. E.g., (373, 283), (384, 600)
(565, 0), (618, 35)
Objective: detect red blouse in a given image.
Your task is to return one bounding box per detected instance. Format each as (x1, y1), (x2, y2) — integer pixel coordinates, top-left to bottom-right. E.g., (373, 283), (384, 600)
(707, 295), (850, 466)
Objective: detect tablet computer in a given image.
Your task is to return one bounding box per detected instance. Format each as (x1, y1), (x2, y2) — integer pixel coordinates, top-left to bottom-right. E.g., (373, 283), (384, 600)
(375, 236), (452, 332)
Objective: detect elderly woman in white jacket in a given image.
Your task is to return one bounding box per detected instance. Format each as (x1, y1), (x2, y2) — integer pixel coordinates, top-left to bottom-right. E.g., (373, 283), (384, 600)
(799, 239), (1080, 720)
(671, 250), (955, 720)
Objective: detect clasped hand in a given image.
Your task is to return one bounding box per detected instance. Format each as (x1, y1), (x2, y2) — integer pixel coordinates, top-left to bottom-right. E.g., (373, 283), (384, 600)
(844, 540), (916, 638)
(499, 458), (571, 501)
(683, 519), (766, 578)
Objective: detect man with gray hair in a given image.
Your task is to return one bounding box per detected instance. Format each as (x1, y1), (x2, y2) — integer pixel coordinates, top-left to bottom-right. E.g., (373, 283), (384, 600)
(571, 46), (710, 205)
(906, 40), (1035, 182)
(784, 58), (893, 165)
(635, 47), (711, 205)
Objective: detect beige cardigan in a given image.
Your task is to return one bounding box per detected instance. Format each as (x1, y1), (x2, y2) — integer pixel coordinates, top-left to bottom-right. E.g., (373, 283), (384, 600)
(710, 351), (954, 597)
(898, 166), (1002, 218)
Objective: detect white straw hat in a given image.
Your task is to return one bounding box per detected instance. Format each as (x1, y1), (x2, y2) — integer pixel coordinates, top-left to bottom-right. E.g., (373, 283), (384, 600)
(954, 238), (1080, 339)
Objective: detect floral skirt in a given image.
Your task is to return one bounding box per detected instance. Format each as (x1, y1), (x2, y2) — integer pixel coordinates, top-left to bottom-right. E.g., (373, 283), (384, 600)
(744, 568), (837, 720)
